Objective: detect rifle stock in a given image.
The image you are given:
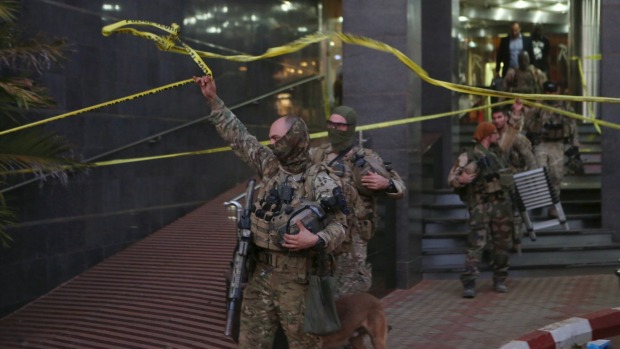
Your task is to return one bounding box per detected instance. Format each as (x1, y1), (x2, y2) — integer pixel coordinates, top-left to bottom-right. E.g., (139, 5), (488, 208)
(225, 178), (256, 337)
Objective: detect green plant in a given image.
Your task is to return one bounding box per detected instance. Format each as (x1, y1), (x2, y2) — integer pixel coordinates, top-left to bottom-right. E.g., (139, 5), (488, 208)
(0, 0), (83, 246)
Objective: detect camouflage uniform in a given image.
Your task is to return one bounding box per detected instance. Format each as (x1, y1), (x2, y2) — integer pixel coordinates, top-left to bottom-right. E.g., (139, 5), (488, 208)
(523, 101), (579, 199)
(496, 121), (537, 249)
(309, 143), (405, 297)
(448, 143), (514, 285)
(503, 65), (546, 94)
(206, 97), (346, 349)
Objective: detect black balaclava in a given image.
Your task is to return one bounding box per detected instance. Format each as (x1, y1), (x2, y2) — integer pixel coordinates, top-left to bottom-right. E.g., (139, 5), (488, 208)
(267, 116), (311, 173)
(328, 105), (357, 153)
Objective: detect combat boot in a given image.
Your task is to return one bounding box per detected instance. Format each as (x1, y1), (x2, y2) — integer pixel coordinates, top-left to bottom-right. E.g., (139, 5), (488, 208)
(494, 280), (508, 293)
(462, 280), (476, 298)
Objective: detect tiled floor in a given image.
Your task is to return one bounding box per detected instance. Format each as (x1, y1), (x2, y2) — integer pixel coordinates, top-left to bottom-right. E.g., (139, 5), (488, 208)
(381, 274), (620, 349)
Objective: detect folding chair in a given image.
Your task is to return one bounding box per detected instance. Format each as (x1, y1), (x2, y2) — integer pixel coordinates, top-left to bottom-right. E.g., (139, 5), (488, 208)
(512, 167), (569, 241)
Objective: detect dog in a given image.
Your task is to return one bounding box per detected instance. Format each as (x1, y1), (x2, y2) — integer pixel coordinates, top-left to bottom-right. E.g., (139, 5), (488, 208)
(321, 292), (388, 349)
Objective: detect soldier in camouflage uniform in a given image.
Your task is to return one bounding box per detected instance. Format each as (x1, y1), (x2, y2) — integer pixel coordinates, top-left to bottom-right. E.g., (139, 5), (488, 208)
(515, 81), (580, 218)
(308, 106), (405, 297)
(503, 50), (547, 94)
(491, 105), (537, 253)
(448, 122), (514, 298)
(194, 75), (347, 349)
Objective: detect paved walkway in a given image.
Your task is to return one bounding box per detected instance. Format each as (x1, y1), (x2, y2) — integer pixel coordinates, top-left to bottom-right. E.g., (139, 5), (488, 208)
(382, 274), (620, 348)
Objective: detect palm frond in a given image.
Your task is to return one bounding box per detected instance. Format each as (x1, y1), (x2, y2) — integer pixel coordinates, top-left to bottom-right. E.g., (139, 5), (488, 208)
(0, 78), (53, 110)
(0, 1), (18, 23)
(0, 36), (68, 73)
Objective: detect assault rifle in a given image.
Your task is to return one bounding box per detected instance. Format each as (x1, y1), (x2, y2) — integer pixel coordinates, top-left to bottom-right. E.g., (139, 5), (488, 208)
(225, 178), (256, 338)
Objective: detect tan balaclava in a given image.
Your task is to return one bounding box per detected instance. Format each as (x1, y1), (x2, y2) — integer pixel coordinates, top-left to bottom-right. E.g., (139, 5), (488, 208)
(267, 116), (311, 173)
(328, 105), (357, 153)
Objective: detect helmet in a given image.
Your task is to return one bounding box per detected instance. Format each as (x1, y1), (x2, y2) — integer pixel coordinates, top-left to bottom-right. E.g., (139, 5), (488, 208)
(271, 200), (326, 246)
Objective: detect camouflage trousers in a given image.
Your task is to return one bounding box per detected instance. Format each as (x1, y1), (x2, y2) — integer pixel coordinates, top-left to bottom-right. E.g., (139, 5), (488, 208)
(461, 198), (514, 284)
(534, 141), (564, 199)
(238, 260), (320, 349)
(334, 234), (372, 297)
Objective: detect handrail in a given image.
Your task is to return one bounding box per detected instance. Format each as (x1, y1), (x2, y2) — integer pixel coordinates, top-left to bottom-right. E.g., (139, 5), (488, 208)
(223, 183), (261, 230)
(2, 75), (324, 194)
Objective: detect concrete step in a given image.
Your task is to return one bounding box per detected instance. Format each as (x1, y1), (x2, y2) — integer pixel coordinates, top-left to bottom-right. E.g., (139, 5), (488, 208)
(423, 213), (601, 234)
(422, 243), (620, 269)
(422, 229), (615, 250)
(422, 262), (617, 280)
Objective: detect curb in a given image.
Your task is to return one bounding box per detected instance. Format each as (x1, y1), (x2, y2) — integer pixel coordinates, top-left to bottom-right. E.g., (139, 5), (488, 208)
(499, 308), (620, 349)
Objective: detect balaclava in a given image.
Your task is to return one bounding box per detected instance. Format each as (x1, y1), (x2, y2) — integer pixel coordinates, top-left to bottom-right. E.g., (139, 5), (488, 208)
(267, 116), (311, 173)
(328, 105), (357, 153)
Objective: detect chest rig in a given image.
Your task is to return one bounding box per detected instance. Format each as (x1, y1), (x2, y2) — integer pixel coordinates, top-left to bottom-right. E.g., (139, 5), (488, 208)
(326, 147), (379, 241)
(539, 103), (568, 142)
(250, 169), (311, 252)
(466, 145), (509, 203)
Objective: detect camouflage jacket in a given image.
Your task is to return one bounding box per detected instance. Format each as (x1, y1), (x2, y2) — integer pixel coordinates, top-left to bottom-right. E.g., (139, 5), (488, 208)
(309, 143), (405, 240)
(523, 101), (580, 148)
(206, 97), (346, 252)
(448, 143), (510, 206)
(498, 126), (537, 173)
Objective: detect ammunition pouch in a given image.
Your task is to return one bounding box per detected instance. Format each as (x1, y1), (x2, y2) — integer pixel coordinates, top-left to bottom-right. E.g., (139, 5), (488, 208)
(356, 219), (374, 241)
(542, 122), (564, 141)
(499, 170), (515, 190)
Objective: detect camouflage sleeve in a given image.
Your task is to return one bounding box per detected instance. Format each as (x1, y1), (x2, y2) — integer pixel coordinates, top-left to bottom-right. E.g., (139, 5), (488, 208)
(311, 171), (347, 253)
(206, 97), (274, 177)
(363, 149), (406, 199)
(503, 68), (516, 90)
(522, 106), (541, 134)
(515, 134), (537, 171)
(447, 152), (470, 188)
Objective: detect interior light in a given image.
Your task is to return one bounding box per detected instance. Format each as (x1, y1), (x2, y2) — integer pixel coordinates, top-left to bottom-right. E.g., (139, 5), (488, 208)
(281, 1), (292, 12)
(550, 3), (569, 12)
(514, 1), (530, 9)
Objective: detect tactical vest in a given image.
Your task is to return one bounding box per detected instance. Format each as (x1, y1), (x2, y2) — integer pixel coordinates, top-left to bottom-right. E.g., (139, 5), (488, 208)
(538, 103), (570, 142)
(249, 162), (344, 253)
(457, 145), (509, 205)
(311, 145), (379, 241)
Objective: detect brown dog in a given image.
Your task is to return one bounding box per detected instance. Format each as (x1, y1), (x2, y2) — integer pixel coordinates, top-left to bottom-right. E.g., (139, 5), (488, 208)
(321, 292), (388, 349)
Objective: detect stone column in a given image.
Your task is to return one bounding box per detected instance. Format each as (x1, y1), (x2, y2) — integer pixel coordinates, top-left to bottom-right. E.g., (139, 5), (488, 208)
(600, 1), (620, 240)
(342, 0), (421, 289)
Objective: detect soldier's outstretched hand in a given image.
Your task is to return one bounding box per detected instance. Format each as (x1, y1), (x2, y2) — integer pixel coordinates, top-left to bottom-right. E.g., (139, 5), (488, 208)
(193, 75), (217, 100)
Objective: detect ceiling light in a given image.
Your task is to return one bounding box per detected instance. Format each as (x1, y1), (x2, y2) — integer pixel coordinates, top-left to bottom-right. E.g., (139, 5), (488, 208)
(549, 3), (569, 12)
(459, 16), (469, 22)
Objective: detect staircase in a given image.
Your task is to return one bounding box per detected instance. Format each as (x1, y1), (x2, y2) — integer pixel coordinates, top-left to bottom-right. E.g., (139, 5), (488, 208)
(420, 122), (617, 280)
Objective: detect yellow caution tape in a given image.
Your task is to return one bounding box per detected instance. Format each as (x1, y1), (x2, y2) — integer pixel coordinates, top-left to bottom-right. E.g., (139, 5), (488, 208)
(102, 20), (212, 77)
(521, 99), (620, 131)
(570, 54), (602, 133)
(102, 20), (620, 104)
(2, 20), (618, 173)
(0, 78), (195, 136)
